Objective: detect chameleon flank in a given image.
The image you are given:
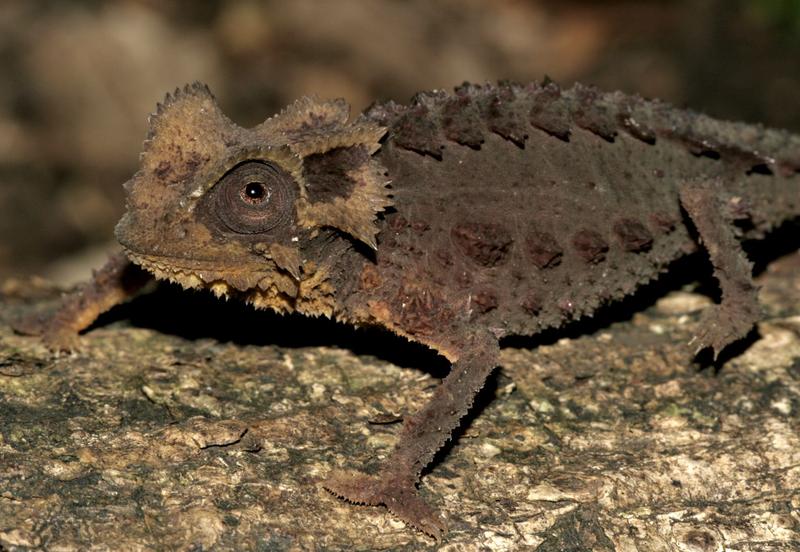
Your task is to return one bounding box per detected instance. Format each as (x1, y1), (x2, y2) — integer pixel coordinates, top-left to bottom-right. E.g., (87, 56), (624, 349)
(19, 80), (800, 537)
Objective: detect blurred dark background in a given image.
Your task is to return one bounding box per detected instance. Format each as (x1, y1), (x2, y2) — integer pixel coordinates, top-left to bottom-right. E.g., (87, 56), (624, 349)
(2, 0), (799, 284)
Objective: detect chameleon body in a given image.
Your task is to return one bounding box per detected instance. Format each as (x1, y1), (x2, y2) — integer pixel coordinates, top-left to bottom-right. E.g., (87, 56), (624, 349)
(22, 81), (800, 537)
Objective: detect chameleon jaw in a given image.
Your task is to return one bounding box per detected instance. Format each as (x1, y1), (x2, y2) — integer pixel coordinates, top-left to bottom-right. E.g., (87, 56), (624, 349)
(123, 248), (338, 318)
(124, 249), (267, 293)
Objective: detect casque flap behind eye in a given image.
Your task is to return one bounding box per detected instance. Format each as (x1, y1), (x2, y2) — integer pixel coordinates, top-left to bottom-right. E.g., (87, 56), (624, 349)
(251, 96), (391, 249)
(254, 96), (350, 142)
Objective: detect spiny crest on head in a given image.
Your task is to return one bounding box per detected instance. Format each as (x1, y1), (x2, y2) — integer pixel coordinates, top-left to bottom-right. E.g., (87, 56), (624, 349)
(138, 82), (232, 188)
(255, 95), (391, 249)
(147, 82), (212, 136)
(130, 83), (390, 249)
(261, 95), (350, 138)
(255, 94), (386, 167)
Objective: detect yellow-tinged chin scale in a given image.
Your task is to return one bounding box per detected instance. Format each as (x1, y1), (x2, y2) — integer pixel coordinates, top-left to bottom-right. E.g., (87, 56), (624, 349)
(125, 251), (207, 290)
(124, 250), (338, 319)
(246, 266), (337, 318)
(210, 281), (231, 298)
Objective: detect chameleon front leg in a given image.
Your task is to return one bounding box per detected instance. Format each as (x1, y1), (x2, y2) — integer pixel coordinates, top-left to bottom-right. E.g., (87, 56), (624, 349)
(13, 251), (150, 351)
(679, 178), (762, 358)
(324, 332), (499, 538)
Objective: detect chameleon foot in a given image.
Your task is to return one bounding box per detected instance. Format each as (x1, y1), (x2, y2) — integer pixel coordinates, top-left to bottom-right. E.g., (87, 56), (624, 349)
(12, 311), (81, 353)
(324, 470), (446, 539)
(12, 252), (149, 353)
(680, 179), (762, 359)
(690, 300), (760, 359)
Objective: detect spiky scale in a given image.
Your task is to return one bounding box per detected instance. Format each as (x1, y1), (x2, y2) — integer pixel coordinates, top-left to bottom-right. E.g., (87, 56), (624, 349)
(528, 82), (571, 141)
(392, 105), (444, 157)
(440, 95), (485, 148)
(484, 85), (529, 147)
(572, 83), (618, 142)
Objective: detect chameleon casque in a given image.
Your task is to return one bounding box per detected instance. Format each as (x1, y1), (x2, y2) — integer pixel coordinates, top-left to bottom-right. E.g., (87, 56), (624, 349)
(20, 80), (800, 538)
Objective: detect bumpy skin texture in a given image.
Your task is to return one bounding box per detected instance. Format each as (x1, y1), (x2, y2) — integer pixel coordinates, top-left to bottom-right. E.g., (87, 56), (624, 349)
(20, 80), (800, 538)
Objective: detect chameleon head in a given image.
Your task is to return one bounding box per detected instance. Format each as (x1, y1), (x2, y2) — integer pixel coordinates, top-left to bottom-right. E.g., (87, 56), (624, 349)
(115, 82), (390, 315)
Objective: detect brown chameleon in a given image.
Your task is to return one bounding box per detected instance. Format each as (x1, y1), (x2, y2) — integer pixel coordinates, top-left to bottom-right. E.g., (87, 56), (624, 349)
(17, 80), (800, 538)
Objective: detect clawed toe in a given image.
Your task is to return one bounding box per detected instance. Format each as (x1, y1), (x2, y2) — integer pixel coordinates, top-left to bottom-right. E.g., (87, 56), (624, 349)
(11, 312), (81, 353)
(323, 470), (446, 539)
(690, 303), (758, 360)
(41, 330), (81, 354)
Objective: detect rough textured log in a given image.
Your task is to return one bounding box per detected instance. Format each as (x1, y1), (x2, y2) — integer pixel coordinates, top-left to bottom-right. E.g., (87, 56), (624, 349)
(0, 250), (799, 550)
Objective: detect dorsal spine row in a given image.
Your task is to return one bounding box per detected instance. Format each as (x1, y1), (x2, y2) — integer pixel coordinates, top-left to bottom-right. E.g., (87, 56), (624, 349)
(364, 80), (800, 177)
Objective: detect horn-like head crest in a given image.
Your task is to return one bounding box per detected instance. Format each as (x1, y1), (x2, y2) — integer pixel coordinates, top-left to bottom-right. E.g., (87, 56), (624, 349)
(254, 95), (390, 248)
(116, 82), (390, 314)
(126, 83), (389, 249)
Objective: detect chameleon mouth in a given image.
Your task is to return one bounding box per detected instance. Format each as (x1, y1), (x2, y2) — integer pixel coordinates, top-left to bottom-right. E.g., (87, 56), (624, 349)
(123, 247), (333, 317)
(124, 249), (235, 275)
(115, 213), (244, 278)
(123, 248), (270, 292)
(124, 249), (224, 289)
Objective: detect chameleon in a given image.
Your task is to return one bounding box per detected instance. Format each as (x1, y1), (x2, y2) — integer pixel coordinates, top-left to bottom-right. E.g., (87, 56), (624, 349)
(15, 80), (800, 538)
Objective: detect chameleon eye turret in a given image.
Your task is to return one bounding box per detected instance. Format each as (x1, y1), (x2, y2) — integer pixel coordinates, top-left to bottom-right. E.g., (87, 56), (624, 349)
(204, 161), (295, 235)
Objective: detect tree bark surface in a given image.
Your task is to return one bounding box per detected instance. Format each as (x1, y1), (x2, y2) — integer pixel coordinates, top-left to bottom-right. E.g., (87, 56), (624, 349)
(0, 253), (798, 551)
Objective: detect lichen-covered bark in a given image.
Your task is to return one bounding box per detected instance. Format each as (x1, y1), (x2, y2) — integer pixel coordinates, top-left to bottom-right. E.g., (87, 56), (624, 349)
(1, 251), (799, 550)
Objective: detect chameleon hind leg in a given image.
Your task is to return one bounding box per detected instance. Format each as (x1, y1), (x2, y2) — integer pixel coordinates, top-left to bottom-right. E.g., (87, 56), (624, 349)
(679, 178), (762, 359)
(324, 332), (499, 539)
(13, 251), (150, 352)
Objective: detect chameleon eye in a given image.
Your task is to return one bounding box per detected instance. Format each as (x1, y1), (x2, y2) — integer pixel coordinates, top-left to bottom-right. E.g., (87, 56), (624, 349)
(210, 161), (296, 234)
